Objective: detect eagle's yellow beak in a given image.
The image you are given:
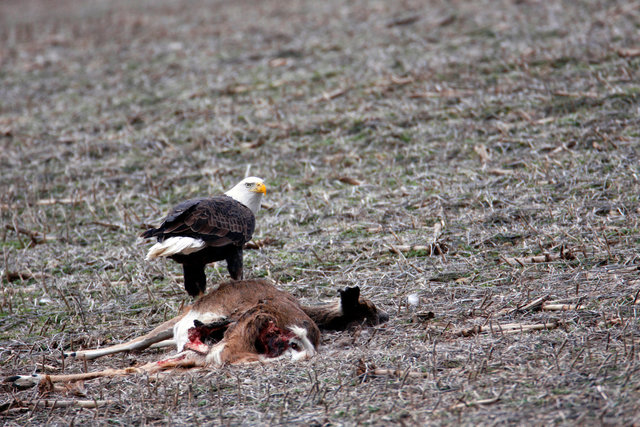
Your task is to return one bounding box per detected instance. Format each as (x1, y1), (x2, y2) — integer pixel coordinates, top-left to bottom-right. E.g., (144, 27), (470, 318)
(253, 182), (267, 195)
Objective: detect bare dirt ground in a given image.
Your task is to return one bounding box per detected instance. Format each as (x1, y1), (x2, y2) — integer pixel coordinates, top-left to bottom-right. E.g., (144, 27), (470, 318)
(1, 0), (640, 424)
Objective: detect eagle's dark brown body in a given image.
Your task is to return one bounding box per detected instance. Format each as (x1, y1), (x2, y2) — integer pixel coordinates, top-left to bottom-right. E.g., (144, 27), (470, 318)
(141, 195), (255, 297)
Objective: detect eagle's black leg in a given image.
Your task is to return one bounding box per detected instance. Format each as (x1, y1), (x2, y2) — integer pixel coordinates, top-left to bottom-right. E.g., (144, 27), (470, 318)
(226, 247), (244, 280)
(183, 263), (206, 297)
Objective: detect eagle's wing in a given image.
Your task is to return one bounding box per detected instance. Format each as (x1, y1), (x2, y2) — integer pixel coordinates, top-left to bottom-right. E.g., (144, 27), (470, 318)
(144, 196), (255, 247)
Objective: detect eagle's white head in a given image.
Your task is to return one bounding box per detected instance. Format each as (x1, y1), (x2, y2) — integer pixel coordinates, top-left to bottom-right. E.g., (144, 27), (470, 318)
(225, 177), (266, 214)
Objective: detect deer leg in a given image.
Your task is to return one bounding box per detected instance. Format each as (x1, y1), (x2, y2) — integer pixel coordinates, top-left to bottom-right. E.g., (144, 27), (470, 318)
(6, 352), (201, 389)
(64, 312), (187, 361)
(7, 367), (149, 390)
(149, 339), (177, 349)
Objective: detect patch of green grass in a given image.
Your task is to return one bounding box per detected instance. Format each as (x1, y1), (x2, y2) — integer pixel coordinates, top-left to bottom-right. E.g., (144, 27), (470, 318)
(1, 239), (24, 250)
(405, 248), (429, 258)
(396, 131), (412, 143)
(339, 226), (372, 239)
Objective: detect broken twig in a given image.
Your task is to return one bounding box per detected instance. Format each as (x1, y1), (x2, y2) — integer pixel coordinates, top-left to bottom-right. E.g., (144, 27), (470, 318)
(502, 250), (575, 267)
(2, 269), (49, 282)
(449, 396), (501, 410)
(315, 87), (349, 103)
(497, 295), (550, 316)
(453, 321), (559, 337)
(4, 224), (59, 244)
(542, 303), (584, 311)
(356, 359), (427, 382)
(385, 243), (448, 256)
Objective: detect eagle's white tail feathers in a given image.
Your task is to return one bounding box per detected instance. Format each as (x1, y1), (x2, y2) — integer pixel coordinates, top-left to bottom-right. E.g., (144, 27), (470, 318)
(145, 237), (206, 260)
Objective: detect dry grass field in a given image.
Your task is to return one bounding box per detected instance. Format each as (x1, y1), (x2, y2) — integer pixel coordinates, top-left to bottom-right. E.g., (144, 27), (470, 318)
(1, 0), (640, 424)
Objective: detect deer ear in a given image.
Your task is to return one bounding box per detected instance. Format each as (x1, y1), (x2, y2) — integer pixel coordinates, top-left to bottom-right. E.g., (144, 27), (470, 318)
(339, 286), (361, 309)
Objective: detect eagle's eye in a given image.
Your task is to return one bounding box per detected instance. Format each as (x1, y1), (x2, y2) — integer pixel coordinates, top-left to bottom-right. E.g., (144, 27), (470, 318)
(245, 183), (252, 187)
(290, 342), (300, 351)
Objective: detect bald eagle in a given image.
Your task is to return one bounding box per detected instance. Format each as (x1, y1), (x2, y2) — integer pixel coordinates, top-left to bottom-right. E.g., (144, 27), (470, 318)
(141, 177), (266, 297)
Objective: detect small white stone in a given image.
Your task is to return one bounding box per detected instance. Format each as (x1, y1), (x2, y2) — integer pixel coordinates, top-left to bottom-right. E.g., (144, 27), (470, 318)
(407, 294), (420, 306)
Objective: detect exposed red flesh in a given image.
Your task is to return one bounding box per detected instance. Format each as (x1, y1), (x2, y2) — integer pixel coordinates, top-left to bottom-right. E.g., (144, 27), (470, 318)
(185, 340), (209, 354)
(258, 321), (295, 358)
(186, 321), (226, 354)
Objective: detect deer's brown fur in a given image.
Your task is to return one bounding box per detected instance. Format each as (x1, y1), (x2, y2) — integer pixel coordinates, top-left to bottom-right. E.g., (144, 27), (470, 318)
(6, 279), (388, 390)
